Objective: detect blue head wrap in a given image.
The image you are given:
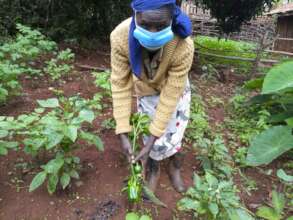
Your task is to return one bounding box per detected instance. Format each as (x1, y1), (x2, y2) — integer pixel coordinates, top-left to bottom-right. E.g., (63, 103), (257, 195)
(129, 0), (192, 77)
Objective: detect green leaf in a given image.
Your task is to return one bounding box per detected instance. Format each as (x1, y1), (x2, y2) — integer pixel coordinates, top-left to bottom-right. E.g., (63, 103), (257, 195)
(80, 131), (104, 151)
(277, 169), (293, 182)
(287, 216), (293, 220)
(228, 208), (255, 220)
(47, 174), (58, 194)
(29, 171), (47, 192)
(63, 125), (78, 142)
(46, 133), (64, 150)
(256, 206), (281, 220)
(262, 61), (293, 94)
(0, 146), (8, 155)
(208, 203), (219, 217)
(143, 186), (167, 208)
(79, 109), (95, 123)
(69, 170), (80, 179)
(5, 142), (18, 149)
(37, 98), (59, 108)
(285, 117), (293, 127)
(140, 215), (152, 220)
(125, 212), (140, 220)
(177, 197), (200, 211)
(0, 130), (8, 138)
(34, 108), (45, 114)
(205, 172), (218, 186)
(246, 126), (293, 166)
(244, 77), (264, 90)
(272, 190), (285, 214)
(60, 173), (70, 189)
(44, 158), (64, 174)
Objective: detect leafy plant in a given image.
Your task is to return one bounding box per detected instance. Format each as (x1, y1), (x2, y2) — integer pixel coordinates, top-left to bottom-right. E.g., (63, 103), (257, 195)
(0, 124), (18, 155)
(225, 93), (270, 145)
(245, 61), (293, 166)
(125, 113), (150, 203)
(186, 93), (210, 145)
(256, 190), (288, 220)
(44, 48), (75, 80)
(92, 71), (111, 97)
(178, 172), (254, 220)
(0, 96), (104, 194)
(0, 24), (56, 102)
(197, 136), (233, 178)
(234, 147), (248, 167)
(0, 24), (76, 102)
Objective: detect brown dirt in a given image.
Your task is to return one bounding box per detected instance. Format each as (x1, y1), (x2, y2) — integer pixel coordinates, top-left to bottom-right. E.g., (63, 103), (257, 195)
(0, 49), (289, 220)
(0, 50), (197, 220)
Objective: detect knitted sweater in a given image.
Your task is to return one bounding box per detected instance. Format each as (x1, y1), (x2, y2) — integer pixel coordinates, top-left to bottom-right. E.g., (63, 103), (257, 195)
(110, 18), (194, 137)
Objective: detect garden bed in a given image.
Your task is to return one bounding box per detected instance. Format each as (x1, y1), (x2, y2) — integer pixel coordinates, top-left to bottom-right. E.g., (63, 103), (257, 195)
(0, 48), (291, 219)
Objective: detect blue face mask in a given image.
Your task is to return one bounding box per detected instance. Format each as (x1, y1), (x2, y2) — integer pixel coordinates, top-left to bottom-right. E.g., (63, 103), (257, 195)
(133, 23), (174, 51)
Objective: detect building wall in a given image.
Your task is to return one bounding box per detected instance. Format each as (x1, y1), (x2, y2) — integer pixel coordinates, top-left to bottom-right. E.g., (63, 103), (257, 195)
(274, 15), (293, 52)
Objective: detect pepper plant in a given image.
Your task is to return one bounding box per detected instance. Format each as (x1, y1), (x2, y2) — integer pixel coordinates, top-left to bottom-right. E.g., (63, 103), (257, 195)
(0, 96), (103, 194)
(125, 113), (150, 203)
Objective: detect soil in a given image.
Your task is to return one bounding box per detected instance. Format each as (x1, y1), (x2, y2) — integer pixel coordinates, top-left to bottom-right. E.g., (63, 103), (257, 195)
(0, 48), (289, 220)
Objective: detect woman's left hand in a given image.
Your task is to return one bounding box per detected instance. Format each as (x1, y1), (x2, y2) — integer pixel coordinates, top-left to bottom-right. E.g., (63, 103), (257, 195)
(134, 135), (157, 163)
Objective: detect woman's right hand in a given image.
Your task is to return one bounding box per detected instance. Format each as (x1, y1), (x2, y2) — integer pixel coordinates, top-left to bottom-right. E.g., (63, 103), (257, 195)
(119, 133), (134, 162)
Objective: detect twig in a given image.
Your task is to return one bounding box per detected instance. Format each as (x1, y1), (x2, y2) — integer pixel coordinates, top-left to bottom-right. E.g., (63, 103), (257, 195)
(75, 63), (109, 72)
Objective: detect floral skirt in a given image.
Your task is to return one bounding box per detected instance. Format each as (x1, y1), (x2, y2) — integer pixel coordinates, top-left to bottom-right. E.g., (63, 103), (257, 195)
(137, 80), (191, 161)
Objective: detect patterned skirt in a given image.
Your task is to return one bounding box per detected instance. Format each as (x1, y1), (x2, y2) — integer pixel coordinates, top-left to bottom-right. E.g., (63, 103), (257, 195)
(137, 80), (191, 161)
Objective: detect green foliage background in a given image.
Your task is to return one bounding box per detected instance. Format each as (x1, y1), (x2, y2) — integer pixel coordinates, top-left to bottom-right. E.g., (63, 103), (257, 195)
(0, 0), (132, 41)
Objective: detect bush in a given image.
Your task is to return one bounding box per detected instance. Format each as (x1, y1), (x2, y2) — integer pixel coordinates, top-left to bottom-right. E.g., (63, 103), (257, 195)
(0, 0), (132, 41)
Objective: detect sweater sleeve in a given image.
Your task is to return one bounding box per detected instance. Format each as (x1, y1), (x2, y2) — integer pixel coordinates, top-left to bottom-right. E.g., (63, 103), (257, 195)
(149, 38), (194, 137)
(110, 32), (133, 135)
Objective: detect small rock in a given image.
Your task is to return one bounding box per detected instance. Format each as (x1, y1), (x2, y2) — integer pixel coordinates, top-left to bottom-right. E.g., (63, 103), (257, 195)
(74, 208), (83, 216)
(49, 201), (55, 206)
(75, 181), (84, 188)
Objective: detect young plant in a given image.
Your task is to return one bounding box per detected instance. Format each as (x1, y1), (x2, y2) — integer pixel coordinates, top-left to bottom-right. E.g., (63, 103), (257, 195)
(0, 120), (18, 155)
(178, 172), (254, 220)
(125, 113), (150, 203)
(256, 190), (290, 220)
(44, 48), (75, 80)
(92, 71), (111, 97)
(197, 136), (233, 178)
(186, 94), (210, 145)
(0, 96), (104, 194)
(0, 24), (56, 102)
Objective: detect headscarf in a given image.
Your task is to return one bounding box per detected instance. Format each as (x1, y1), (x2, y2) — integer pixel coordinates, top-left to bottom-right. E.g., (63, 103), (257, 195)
(129, 0), (192, 77)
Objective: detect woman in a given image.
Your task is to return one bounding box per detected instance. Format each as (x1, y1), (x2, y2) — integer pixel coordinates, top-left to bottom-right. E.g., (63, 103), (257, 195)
(110, 0), (194, 194)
